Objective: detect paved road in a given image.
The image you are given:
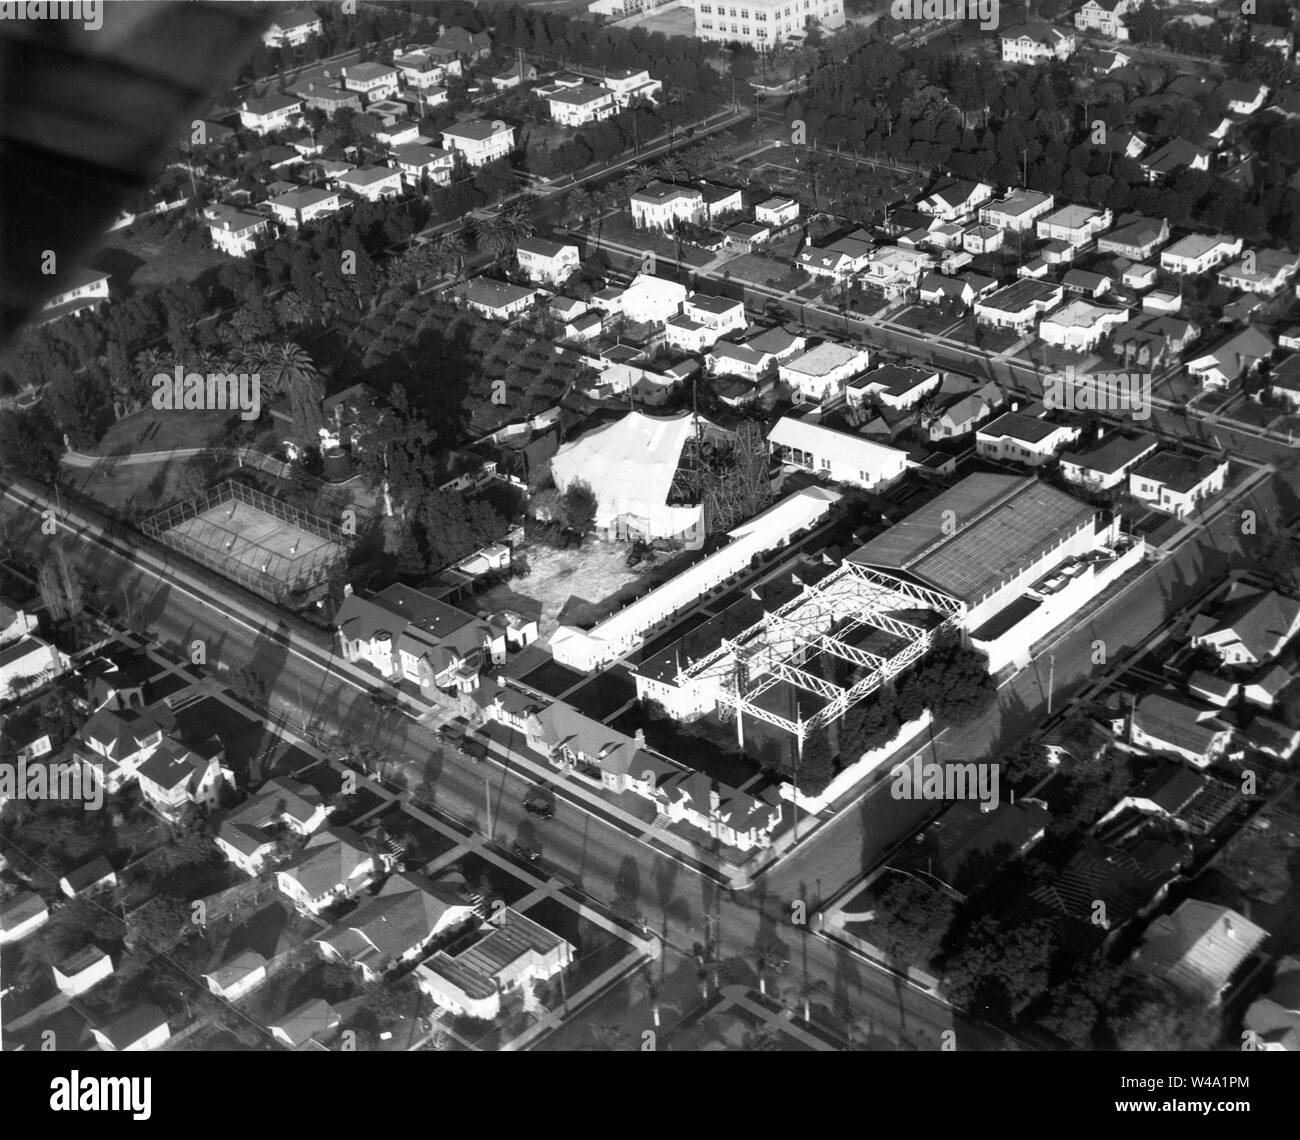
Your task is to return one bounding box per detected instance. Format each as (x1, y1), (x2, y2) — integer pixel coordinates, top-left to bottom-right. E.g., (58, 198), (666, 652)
(1, 480), (995, 1048)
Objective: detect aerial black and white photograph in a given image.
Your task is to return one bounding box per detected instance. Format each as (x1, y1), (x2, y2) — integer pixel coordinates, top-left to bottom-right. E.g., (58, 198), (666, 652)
(0, 0), (1296, 1106)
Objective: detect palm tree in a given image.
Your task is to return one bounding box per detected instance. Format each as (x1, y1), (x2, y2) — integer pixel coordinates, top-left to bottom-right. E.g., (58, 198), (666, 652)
(750, 936), (787, 997)
(653, 154), (687, 183)
(249, 340), (322, 443)
(563, 186), (594, 229)
(782, 977), (829, 1023)
(585, 1024), (631, 1051)
(433, 231), (467, 278)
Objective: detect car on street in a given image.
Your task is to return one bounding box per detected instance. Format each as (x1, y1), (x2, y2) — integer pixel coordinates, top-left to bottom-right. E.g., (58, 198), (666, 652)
(523, 797), (554, 819)
(512, 841), (541, 863)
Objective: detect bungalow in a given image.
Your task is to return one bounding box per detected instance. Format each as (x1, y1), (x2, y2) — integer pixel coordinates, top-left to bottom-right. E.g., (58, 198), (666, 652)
(1036, 203), (1113, 246)
(1001, 24), (1076, 64)
(962, 224), (1004, 255)
(657, 771), (784, 852)
(629, 181), (704, 230)
(1185, 325), (1274, 389)
(436, 25), (492, 61)
(492, 59), (537, 90)
(1061, 269), (1113, 299)
(1161, 233), (1244, 275)
(0, 891), (49, 945)
(441, 120), (515, 167)
(203, 949), (268, 1002)
(723, 220), (771, 252)
(136, 736), (230, 822)
(269, 998), (340, 1048)
(459, 277), (540, 321)
(974, 279), (1065, 333)
(340, 61), (399, 104)
(979, 188), (1055, 232)
(1139, 137), (1210, 182)
(315, 872), (477, 982)
(1038, 300), (1130, 352)
(1074, 0), (1135, 38)
(204, 205), (272, 258)
(1242, 663), (1292, 709)
(216, 776), (331, 876)
(1238, 715), (1300, 761)
(53, 944), (114, 997)
(797, 233), (873, 280)
(336, 165), (403, 202)
(1189, 584), (1300, 667)
(515, 236), (580, 287)
(275, 827), (390, 915)
(767, 416), (909, 491)
(1252, 23), (1295, 56)
(292, 82), (364, 116)
(1218, 249), (1300, 295)
(1133, 900), (1266, 1005)
(1243, 955), (1300, 1051)
(1097, 214), (1170, 261)
(1060, 430), (1159, 491)
(1142, 289), (1182, 315)
(34, 268), (110, 325)
(60, 856), (117, 899)
(1118, 262), (1158, 291)
(546, 84), (616, 127)
(778, 341), (870, 402)
(417, 908), (573, 1021)
(91, 1005), (170, 1052)
(975, 408), (1081, 466)
(391, 143), (455, 189)
(1219, 80), (1269, 117)
(928, 382), (1003, 440)
(262, 7), (321, 48)
(238, 93), (302, 135)
(1270, 354), (1300, 408)
(846, 364), (941, 411)
(918, 272), (976, 307)
(707, 326), (806, 380)
(0, 635), (72, 701)
(1128, 451), (1228, 518)
(755, 196), (800, 228)
(1130, 689), (1233, 767)
(917, 179), (994, 224)
(266, 186), (342, 229)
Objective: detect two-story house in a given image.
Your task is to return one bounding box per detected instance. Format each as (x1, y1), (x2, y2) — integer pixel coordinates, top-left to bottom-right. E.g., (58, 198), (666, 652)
(441, 120), (515, 166)
(216, 776), (331, 876)
(204, 205), (272, 258)
(1001, 24), (1076, 64)
(275, 827), (390, 915)
(336, 165), (404, 202)
(1036, 203), (1113, 246)
(630, 181), (704, 230)
(340, 61), (400, 104)
(391, 143), (456, 189)
(135, 736), (231, 822)
(515, 236), (580, 286)
(1074, 0), (1135, 38)
(778, 341), (870, 402)
(266, 186), (342, 229)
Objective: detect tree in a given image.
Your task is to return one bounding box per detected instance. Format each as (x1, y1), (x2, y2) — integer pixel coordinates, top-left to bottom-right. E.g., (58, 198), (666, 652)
(560, 479), (598, 534)
(126, 895), (193, 954)
(0, 406), (63, 481)
(44, 366), (113, 449)
(248, 340), (323, 446)
(869, 874), (955, 969)
(750, 934), (787, 996)
(941, 916), (1056, 1020)
(1003, 737), (1049, 785)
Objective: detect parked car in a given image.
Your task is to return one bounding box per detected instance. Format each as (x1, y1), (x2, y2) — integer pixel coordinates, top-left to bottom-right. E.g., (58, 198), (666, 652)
(369, 690), (398, 710)
(523, 798), (554, 819)
(512, 841), (541, 863)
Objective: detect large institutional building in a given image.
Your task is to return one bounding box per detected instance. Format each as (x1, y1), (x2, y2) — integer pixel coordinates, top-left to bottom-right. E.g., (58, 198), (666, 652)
(691, 0), (846, 51)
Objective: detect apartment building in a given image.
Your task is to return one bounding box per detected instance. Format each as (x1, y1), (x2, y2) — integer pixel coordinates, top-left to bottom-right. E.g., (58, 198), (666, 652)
(694, 0), (845, 51)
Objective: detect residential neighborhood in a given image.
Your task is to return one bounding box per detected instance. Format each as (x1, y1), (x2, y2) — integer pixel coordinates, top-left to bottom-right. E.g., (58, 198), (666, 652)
(2, 0), (1300, 1085)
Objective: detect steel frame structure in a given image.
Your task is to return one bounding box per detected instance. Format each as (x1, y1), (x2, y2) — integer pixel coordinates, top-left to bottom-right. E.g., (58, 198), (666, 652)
(675, 562), (965, 743)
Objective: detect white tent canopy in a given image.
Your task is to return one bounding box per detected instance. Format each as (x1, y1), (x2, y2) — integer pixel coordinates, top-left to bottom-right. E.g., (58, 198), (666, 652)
(550, 410), (706, 541)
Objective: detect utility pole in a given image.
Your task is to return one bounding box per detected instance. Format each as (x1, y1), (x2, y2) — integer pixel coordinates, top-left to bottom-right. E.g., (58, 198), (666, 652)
(484, 774), (494, 839)
(1046, 653), (1056, 716)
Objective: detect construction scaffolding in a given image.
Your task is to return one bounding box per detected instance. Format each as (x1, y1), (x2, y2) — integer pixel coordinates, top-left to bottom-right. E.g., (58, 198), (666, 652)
(671, 418), (773, 535)
(676, 562), (965, 744)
